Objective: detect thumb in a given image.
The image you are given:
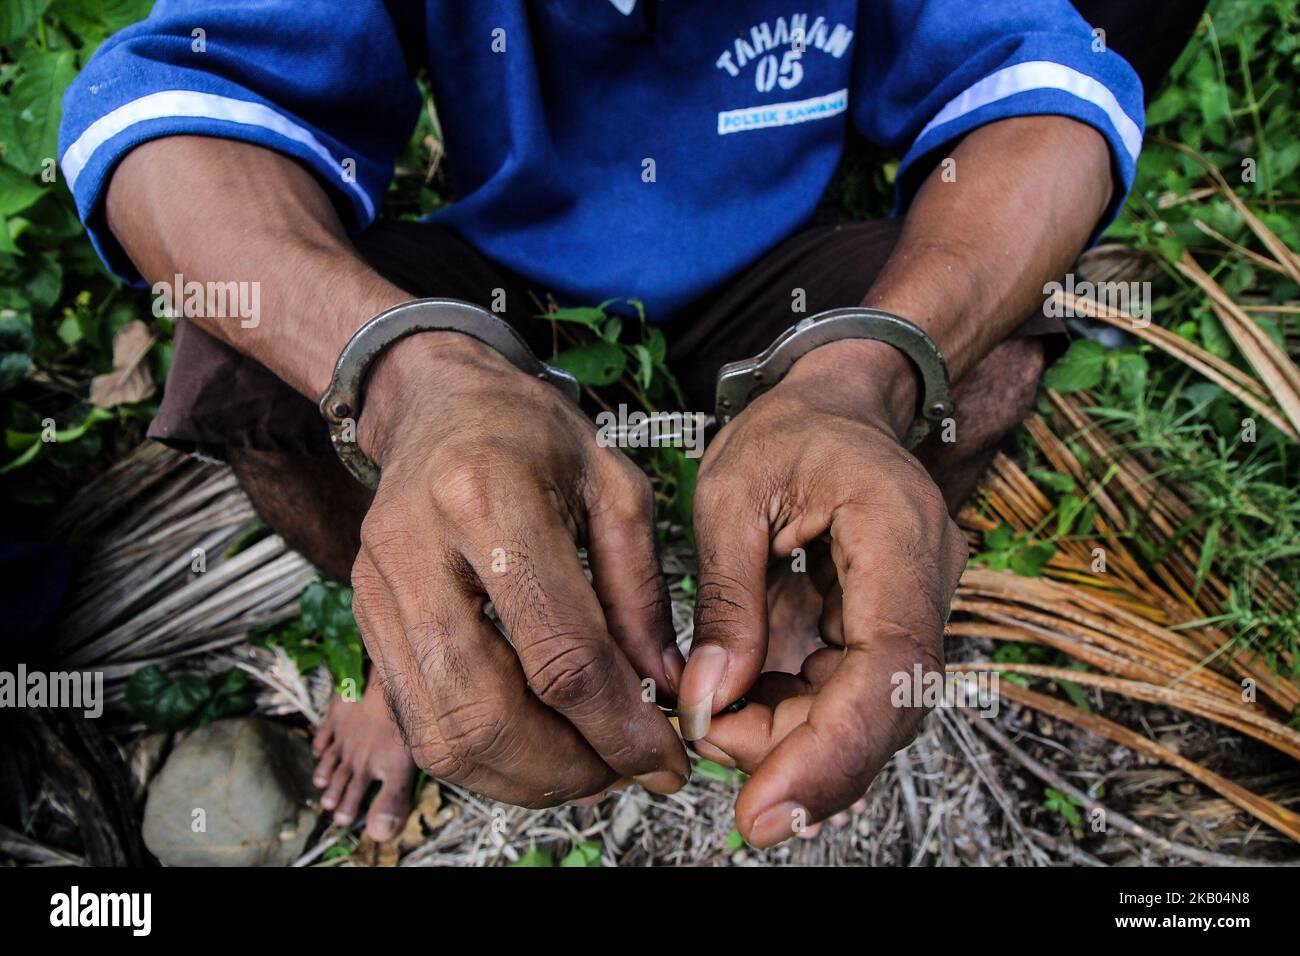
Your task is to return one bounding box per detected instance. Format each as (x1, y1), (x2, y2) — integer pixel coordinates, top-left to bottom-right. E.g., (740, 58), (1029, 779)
(680, 479), (770, 740)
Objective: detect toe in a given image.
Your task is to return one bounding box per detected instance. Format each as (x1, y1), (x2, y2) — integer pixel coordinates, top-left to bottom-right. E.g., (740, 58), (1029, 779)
(313, 743), (341, 790)
(312, 712), (337, 757)
(365, 769), (415, 842)
(333, 763), (371, 826)
(320, 759), (352, 814)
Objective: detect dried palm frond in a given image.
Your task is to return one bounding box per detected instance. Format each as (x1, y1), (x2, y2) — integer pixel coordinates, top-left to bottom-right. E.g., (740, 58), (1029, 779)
(53, 444), (315, 701)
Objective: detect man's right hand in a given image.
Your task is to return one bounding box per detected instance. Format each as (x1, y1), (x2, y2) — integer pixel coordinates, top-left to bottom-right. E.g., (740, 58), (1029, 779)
(350, 331), (690, 806)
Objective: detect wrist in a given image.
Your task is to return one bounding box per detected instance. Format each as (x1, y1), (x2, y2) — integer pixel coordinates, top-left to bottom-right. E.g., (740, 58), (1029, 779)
(356, 331), (507, 465)
(780, 338), (920, 441)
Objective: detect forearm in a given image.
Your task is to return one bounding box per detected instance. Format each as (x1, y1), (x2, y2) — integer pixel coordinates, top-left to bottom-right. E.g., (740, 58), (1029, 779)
(105, 136), (411, 403)
(786, 115), (1114, 435)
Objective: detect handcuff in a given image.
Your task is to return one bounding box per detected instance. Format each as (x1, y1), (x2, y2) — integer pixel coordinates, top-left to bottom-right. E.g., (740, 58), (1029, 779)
(320, 301), (954, 488)
(715, 307), (954, 448)
(319, 298), (579, 489)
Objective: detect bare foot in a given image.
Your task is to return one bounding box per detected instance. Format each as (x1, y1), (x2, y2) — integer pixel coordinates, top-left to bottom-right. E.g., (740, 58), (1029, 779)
(311, 677), (415, 841)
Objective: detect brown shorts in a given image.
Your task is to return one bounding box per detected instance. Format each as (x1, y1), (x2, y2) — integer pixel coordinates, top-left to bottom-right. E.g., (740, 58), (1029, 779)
(148, 219), (1065, 459)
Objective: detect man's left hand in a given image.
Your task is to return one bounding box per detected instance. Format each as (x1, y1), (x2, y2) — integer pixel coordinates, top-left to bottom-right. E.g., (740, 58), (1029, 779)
(678, 339), (968, 848)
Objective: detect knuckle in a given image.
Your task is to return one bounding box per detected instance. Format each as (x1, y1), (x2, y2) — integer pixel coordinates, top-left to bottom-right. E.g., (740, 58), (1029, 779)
(432, 446), (512, 528)
(358, 507), (409, 563)
(529, 639), (614, 711)
(603, 459), (655, 522)
(438, 700), (515, 765)
(410, 740), (466, 781)
(693, 472), (730, 515)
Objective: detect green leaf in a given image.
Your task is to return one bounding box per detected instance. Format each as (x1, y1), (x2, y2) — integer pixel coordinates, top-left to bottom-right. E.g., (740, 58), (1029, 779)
(1028, 468), (1075, 494)
(1108, 350), (1148, 403)
(1145, 85), (1186, 127)
(543, 306), (606, 329)
(0, 51), (78, 176)
(1198, 310), (1234, 359)
(984, 523), (1016, 552)
(510, 842), (554, 867)
(1056, 493), (1084, 537)
(631, 343), (653, 390)
(0, 0), (54, 45)
(559, 840), (603, 867)
(50, 0), (154, 44)
(0, 217), (20, 254)
(1009, 541), (1057, 578)
(1044, 787), (1083, 829)
(550, 341), (625, 386)
(726, 828), (746, 851)
(0, 164), (47, 218)
(56, 314), (82, 346)
(125, 664), (212, 732)
(0, 314), (34, 392)
(644, 325), (667, 364)
(598, 314), (623, 344)
(1043, 339), (1105, 393)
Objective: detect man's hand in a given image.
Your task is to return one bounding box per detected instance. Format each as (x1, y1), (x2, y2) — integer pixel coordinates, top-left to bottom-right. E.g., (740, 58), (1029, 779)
(678, 339), (967, 847)
(350, 332), (690, 806)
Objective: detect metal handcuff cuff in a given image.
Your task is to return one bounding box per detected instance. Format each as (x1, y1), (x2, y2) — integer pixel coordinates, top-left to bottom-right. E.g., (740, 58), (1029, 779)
(320, 299), (955, 490)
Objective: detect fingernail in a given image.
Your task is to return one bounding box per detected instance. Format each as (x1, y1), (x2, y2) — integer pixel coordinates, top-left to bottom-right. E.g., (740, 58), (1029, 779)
(333, 811), (353, 826)
(662, 645), (685, 695)
(321, 795), (337, 810)
(634, 770), (688, 795)
(678, 644), (728, 740)
(370, 813), (403, 841)
(313, 774), (328, 788)
(749, 801), (806, 848)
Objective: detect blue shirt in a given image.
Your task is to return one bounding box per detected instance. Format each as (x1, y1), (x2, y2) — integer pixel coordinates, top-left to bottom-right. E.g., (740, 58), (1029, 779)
(60, 0), (1144, 321)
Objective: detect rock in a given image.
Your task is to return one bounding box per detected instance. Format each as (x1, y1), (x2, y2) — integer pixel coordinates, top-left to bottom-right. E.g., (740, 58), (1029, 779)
(142, 718), (318, 866)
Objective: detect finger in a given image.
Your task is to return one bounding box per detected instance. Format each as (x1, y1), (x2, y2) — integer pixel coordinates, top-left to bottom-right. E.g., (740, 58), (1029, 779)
(735, 501), (962, 848)
(366, 770), (414, 843)
(585, 456), (684, 700)
(354, 525), (617, 806)
(354, 581), (549, 806)
(681, 475), (770, 739)
(462, 488), (689, 791)
(700, 648), (839, 771)
(818, 583), (844, 645)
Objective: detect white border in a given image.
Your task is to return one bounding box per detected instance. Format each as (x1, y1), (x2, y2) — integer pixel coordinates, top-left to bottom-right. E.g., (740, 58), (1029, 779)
(61, 89), (375, 219)
(916, 60), (1142, 161)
